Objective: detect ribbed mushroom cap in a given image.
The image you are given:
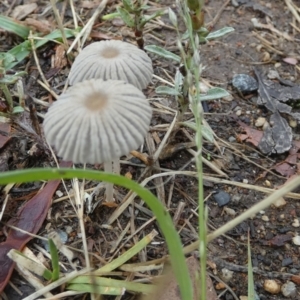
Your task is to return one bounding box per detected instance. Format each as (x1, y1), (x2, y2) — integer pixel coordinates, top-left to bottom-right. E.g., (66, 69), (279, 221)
(44, 79), (152, 164)
(68, 40), (153, 90)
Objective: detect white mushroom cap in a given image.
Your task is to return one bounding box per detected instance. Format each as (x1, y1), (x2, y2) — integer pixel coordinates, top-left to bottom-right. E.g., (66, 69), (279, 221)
(44, 79), (152, 164)
(68, 40), (153, 90)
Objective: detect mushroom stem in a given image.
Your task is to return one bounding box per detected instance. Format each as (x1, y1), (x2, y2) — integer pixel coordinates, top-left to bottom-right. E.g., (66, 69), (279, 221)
(104, 159), (120, 201)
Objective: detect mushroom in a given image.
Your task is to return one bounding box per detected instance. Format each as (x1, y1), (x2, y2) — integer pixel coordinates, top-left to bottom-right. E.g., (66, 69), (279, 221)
(68, 40), (153, 90)
(44, 78), (152, 201)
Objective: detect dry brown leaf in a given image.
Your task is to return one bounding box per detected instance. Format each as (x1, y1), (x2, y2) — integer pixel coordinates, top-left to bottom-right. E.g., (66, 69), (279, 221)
(141, 256), (218, 300)
(53, 44), (67, 69)
(24, 18), (52, 34)
(238, 121), (263, 147)
(11, 3), (37, 20)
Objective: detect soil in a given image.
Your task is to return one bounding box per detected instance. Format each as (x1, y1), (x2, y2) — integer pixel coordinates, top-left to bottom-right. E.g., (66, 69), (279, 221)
(1, 0), (300, 299)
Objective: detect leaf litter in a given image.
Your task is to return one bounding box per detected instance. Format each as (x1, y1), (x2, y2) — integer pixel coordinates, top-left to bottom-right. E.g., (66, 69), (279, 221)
(1, 0), (300, 299)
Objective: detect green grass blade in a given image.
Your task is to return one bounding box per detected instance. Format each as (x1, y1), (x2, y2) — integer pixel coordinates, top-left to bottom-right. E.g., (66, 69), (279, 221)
(8, 249), (52, 280)
(0, 15), (30, 39)
(0, 168), (193, 300)
(5, 29), (79, 70)
(95, 231), (156, 274)
(48, 239), (60, 281)
(69, 277), (153, 294)
(67, 283), (123, 295)
(247, 232), (256, 300)
(144, 45), (181, 63)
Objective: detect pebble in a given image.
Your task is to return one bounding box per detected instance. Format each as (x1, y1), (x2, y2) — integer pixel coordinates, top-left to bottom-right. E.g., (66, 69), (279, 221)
(213, 191), (231, 207)
(215, 282), (226, 289)
(292, 235), (300, 246)
(292, 218), (300, 227)
(236, 109), (242, 116)
(243, 179), (248, 184)
(289, 119), (297, 128)
(228, 136), (236, 143)
(267, 70), (279, 79)
(221, 268), (233, 282)
(262, 215), (269, 222)
(281, 281), (296, 297)
(232, 74), (258, 93)
(275, 62), (281, 68)
(263, 279), (281, 294)
(55, 190), (63, 197)
(273, 197), (287, 208)
(262, 121), (270, 131)
(255, 117), (266, 127)
(264, 180), (271, 187)
(223, 207), (236, 216)
(282, 257), (293, 267)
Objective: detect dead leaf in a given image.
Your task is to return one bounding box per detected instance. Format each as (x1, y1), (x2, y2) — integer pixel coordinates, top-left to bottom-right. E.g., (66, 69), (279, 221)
(258, 111), (293, 154)
(274, 162), (296, 177)
(0, 123), (11, 149)
(254, 69), (293, 154)
(141, 256), (218, 300)
(11, 3), (37, 20)
(262, 234), (293, 247)
(237, 121), (263, 147)
(53, 44), (67, 69)
(0, 161), (72, 293)
(79, 0), (100, 8)
(283, 57), (298, 65)
(24, 18), (52, 34)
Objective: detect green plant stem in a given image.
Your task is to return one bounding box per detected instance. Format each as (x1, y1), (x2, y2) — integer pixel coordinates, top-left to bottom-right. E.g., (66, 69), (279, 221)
(1, 83), (13, 111)
(102, 12), (120, 20)
(0, 168), (193, 300)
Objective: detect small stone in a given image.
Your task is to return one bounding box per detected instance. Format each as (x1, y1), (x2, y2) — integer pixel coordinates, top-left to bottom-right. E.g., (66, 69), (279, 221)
(282, 257), (293, 267)
(232, 74), (258, 93)
(221, 268), (233, 282)
(262, 121), (270, 131)
(243, 179), (248, 184)
(263, 279), (281, 294)
(262, 215), (269, 222)
(236, 109), (242, 116)
(292, 235), (300, 246)
(55, 190), (63, 197)
(281, 281), (296, 297)
(265, 180), (271, 187)
(255, 117), (266, 127)
(273, 197), (286, 208)
(292, 218), (300, 227)
(289, 119), (297, 128)
(223, 207), (236, 216)
(228, 136), (236, 143)
(215, 282), (226, 289)
(275, 62), (281, 68)
(267, 70), (279, 79)
(213, 191), (231, 207)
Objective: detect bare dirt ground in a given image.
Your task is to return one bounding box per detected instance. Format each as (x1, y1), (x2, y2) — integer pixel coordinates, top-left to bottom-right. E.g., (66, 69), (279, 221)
(1, 0), (300, 299)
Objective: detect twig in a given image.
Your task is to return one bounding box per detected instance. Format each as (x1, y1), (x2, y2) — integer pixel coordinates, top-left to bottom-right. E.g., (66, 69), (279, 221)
(206, 0), (230, 28)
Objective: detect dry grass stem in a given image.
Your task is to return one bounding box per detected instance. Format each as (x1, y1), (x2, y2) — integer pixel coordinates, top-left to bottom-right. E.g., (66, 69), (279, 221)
(23, 268), (92, 300)
(67, 0), (109, 54)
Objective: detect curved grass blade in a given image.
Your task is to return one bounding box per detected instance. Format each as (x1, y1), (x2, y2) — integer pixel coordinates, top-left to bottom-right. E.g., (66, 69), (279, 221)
(0, 16), (30, 39)
(0, 168), (193, 300)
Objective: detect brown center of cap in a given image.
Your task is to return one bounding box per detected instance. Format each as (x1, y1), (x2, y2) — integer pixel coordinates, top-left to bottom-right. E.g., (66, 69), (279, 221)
(84, 91), (108, 112)
(100, 47), (120, 59)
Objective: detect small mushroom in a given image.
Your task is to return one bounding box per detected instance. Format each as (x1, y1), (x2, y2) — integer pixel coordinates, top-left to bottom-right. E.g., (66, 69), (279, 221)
(44, 79), (152, 201)
(68, 40), (153, 90)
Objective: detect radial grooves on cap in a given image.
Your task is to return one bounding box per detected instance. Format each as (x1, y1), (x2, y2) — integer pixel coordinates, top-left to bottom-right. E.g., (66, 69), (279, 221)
(68, 40), (153, 90)
(44, 79), (152, 164)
